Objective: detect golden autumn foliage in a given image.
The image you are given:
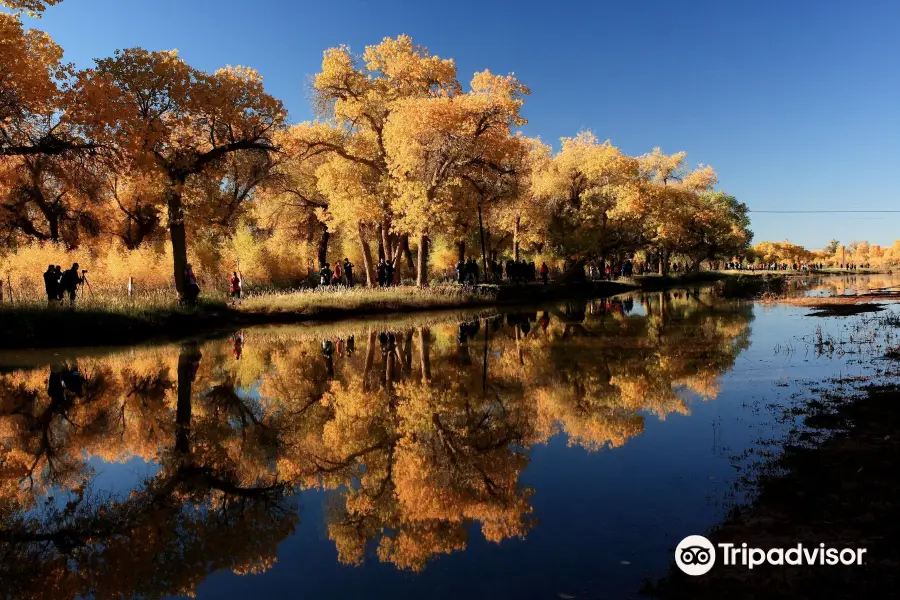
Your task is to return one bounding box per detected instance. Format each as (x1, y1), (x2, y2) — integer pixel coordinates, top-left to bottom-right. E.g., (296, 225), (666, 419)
(0, 0), (61, 15)
(2, 14), (757, 299)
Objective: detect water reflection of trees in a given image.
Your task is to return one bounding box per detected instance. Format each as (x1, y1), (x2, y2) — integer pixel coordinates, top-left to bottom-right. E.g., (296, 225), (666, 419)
(0, 290), (752, 598)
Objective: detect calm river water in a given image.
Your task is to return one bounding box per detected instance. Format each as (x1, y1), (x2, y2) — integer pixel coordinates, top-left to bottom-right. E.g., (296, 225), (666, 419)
(0, 274), (897, 600)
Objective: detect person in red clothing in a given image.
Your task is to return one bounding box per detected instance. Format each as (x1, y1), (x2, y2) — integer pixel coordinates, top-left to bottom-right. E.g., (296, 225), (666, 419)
(540, 262), (549, 285)
(229, 271), (242, 303)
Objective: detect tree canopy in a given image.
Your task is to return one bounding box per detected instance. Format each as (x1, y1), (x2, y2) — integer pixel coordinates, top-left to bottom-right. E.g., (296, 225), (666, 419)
(0, 3), (753, 294)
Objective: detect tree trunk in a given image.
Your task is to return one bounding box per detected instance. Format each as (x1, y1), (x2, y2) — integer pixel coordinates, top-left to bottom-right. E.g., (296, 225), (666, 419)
(358, 222), (376, 287)
(416, 232), (429, 287)
(381, 219), (393, 264)
(363, 330), (376, 392)
(376, 223), (385, 262)
(513, 216), (520, 261)
(658, 249), (669, 276)
(478, 201), (488, 283)
(418, 327), (431, 381)
(482, 318), (489, 393)
(403, 330), (413, 371)
(317, 224), (329, 268)
(390, 234), (406, 284)
(385, 347), (395, 392)
(401, 234), (416, 279)
(457, 241), (466, 263)
(305, 219), (316, 273)
(175, 342), (200, 456)
(48, 213), (60, 243)
(166, 181), (188, 297)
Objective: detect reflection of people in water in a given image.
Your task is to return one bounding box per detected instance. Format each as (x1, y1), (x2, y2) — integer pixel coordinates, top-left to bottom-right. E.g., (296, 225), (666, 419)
(336, 337), (344, 357)
(47, 364), (65, 404)
(565, 301), (587, 323)
(457, 323), (469, 345)
(454, 321), (477, 365)
(231, 331), (244, 360)
(623, 297), (634, 314)
(347, 335), (355, 356)
(378, 332), (396, 355)
(61, 363), (85, 397)
(538, 311), (550, 332)
(322, 339), (335, 378)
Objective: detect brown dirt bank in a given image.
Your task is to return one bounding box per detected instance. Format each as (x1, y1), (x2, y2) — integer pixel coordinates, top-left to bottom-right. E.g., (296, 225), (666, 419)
(762, 294), (899, 316)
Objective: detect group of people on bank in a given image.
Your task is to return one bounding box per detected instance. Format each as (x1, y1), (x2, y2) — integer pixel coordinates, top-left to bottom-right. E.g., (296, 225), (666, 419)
(718, 261), (871, 272)
(318, 258), (357, 287)
(455, 258), (551, 285)
(43, 263), (86, 304)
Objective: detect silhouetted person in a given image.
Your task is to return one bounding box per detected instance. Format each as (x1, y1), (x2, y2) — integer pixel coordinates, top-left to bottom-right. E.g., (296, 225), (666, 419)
(377, 259), (387, 287)
(319, 263), (332, 287)
(343, 258), (354, 287)
(540, 262), (549, 285)
(229, 271), (242, 303)
(59, 263), (83, 305)
(456, 259), (466, 284)
(43, 264), (58, 304)
(54, 266), (63, 301)
(492, 260), (503, 282)
(467, 258), (479, 284)
(183, 264), (200, 305)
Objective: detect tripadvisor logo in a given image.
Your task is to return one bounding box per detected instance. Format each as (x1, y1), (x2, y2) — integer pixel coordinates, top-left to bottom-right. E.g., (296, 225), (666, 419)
(675, 535), (716, 576)
(675, 535), (868, 576)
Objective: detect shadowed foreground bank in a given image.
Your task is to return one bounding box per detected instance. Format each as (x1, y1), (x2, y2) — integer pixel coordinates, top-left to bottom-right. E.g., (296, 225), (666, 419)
(644, 382), (900, 599)
(0, 272), (793, 350)
(0, 279), (642, 349)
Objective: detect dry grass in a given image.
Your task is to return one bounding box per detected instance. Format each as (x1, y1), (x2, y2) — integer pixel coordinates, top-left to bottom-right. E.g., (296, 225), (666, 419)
(763, 295), (900, 307)
(236, 284), (496, 315)
(0, 283), (498, 349)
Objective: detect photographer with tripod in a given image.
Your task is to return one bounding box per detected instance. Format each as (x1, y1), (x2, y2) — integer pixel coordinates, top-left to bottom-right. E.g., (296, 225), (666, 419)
(60, 263), (86, 305)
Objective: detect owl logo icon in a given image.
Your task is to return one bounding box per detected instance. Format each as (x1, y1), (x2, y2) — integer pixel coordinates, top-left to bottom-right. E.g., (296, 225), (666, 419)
(675, 535), (716, 576)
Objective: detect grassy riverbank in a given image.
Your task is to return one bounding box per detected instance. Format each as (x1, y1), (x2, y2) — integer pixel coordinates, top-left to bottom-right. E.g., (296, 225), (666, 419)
(0, 285), (499, 349)
(0, 272), (769, 349)
(644, 379), (900, 599)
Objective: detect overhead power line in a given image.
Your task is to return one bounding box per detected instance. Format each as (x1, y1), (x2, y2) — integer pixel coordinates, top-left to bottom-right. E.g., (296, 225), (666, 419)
(748, 210), (900, 214)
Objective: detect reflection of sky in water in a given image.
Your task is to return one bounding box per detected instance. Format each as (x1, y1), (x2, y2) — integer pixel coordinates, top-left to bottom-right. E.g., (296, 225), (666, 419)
(2, 278), (896, 600)
(184, 303), (892, 599)
(188, 312), (866, 598)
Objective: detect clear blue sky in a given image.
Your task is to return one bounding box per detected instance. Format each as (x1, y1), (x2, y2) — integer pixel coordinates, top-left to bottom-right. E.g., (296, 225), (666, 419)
(12, 0), (900, 249)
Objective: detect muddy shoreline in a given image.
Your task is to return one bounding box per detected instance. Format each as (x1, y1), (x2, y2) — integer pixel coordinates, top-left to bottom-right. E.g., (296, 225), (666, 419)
(644, 369), (900, 598)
